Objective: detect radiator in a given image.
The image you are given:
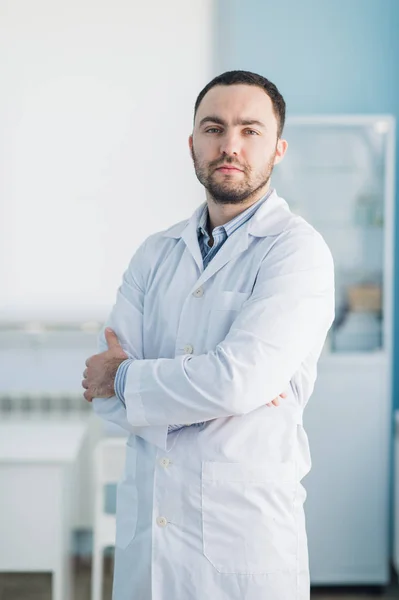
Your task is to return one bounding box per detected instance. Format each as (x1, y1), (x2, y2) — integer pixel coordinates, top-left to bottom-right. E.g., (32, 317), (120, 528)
(0, 391), (92, 418)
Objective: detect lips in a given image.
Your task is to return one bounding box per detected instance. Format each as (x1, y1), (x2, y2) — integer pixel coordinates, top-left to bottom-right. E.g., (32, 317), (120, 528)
(215, 165), (243, 173)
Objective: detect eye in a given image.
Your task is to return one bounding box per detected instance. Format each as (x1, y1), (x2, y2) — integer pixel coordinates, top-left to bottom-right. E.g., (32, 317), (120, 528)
(244, 129), (259, 136)
(205, 127), (222, 134)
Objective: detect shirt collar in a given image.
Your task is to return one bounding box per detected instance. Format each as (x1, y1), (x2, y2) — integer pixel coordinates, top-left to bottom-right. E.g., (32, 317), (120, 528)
(163, 189), (293, 240)
(197, 188), (274, 238)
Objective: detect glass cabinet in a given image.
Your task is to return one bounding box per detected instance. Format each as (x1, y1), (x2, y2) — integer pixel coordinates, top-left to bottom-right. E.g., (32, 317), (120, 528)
(272, 116), (395, 585)
(272, 116), (395, 354)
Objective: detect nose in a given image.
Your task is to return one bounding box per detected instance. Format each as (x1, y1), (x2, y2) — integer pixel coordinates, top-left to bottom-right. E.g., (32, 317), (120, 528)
(219, 130), (240, 157)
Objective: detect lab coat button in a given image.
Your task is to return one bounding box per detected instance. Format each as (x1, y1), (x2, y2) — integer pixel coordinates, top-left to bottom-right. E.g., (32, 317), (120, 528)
(156, 516), (168, 527)
(184, 344), (193, 354)
(193, 287), (204, 298)
(159, 457), (170, 468)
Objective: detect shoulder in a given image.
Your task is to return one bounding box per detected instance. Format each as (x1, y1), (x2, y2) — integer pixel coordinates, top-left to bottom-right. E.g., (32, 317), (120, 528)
(135, 218), (188, 264)
(265, 211), (334, 274)
(145, 217), (189, 247)
(126, 217), (189, 280)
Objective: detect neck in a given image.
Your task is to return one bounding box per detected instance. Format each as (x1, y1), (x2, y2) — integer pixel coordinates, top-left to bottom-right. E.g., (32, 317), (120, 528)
(206, 183), (271, 230)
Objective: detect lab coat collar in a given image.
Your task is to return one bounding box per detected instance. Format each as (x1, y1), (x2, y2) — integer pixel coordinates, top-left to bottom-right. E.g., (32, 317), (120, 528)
(162, 190), (293, 289)
(163, 190), (292, 241)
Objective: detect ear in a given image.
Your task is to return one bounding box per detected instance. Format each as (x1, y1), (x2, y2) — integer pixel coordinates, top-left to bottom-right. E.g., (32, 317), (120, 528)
(188, 134), (194, 160)
(273, 138), (288, 165)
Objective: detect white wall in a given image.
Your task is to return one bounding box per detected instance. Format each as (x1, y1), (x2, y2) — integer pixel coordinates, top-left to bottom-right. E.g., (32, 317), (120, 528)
(0, 0), (213, 323)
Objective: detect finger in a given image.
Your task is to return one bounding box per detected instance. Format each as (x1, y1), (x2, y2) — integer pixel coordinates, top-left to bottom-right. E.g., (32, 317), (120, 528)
(104, 327), (122, 349)
(280, 392), (287, 398)
(83, 369), (88, 378)
(272, 398), (280, 406)
(82, 379), (89, 390)
(85, 357), (91, 367)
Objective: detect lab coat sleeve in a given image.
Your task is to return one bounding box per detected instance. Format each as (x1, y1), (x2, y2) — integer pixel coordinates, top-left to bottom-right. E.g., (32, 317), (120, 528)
(122, 229), (335, 426)
(91, 238), (148, 433)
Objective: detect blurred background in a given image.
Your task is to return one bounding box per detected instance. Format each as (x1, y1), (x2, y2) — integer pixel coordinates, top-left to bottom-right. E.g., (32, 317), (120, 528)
(0, 0), (399, 598)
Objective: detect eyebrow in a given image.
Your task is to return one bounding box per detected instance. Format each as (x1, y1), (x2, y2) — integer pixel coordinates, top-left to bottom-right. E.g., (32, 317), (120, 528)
(198, 115), (266, 129)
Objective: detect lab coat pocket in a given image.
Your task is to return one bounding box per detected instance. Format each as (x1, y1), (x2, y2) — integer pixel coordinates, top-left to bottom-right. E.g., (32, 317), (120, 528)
(214, 290), (251, 311)
(115, 443), (138, 550)
(201, 461), (297, 575)
(207, 291), (251, 344)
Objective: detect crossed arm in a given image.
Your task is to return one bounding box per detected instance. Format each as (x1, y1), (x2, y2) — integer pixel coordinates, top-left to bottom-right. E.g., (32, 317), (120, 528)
(82, 230), (334, 430)
(81, 328), (286, 408)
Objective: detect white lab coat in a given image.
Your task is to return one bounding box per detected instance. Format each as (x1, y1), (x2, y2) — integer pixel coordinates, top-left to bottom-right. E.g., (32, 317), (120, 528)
(93, 190), (335, 600)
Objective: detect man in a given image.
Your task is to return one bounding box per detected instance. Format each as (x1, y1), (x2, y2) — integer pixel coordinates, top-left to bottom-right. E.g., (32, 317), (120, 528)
(82, 70), (335, 600)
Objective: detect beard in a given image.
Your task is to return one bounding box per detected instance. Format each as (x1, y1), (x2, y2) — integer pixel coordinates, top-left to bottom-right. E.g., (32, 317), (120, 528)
(191, 147), (276, 205)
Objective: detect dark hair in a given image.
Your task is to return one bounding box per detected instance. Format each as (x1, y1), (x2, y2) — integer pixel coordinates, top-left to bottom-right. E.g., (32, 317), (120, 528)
(194, 70), (286, 138)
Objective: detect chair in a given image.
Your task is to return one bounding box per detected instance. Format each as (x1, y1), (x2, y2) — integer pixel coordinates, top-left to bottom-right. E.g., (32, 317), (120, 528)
(91, 436), (127, 600)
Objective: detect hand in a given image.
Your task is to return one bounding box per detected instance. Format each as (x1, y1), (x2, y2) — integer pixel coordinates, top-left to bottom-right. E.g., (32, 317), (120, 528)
(82, 328), (128, 402)
(266, 391), (287, 408)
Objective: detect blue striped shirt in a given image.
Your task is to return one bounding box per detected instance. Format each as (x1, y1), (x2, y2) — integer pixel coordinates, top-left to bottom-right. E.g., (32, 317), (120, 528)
(114, 188), (274, 432)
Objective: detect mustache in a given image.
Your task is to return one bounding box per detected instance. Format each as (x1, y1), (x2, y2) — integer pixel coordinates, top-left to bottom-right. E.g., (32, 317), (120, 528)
(209, 157), (247, 172)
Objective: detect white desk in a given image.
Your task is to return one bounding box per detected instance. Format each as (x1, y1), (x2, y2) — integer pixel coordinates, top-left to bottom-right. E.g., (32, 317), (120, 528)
(0, 420), (89, 600)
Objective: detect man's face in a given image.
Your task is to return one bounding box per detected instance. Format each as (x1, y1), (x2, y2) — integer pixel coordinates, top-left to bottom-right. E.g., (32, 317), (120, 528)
(189, 84), (287, 204)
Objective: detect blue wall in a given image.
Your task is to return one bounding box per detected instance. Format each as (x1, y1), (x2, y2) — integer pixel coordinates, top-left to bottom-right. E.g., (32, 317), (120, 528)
(216, 0), (399, 409)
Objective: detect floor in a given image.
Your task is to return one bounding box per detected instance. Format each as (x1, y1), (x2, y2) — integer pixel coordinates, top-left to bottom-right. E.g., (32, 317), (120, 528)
(0, 560), (398, 599)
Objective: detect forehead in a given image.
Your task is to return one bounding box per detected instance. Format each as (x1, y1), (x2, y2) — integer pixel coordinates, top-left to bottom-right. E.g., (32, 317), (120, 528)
(196, 84), (277, 127)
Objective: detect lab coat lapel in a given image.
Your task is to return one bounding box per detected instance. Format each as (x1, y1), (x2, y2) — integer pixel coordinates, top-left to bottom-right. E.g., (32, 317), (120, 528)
(166, 191), (292, 291)
(179, 203), (250, 290)
(194, 226), (249, 289)
(180, 204), (206, 275)
(190, 191), (293, 290)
